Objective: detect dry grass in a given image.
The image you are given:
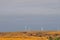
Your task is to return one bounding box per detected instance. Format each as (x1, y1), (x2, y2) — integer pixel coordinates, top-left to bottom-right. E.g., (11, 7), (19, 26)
(0, 31), (60, 40)
(0, 37), (48, 40)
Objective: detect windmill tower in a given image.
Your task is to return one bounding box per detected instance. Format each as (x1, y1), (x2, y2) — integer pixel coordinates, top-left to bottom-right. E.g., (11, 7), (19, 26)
(24, 25), (31, 31)
(40, 24), (44, 31)
(25, 26), (28, 31)
(41, 27), (44, 31)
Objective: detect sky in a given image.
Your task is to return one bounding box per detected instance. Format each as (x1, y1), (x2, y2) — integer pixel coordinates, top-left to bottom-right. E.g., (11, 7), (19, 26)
(0, 0), (60, 32)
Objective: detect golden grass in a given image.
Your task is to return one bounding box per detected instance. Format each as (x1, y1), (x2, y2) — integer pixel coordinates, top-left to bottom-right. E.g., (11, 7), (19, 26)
(0, 31), (60, 40)
(0, 37), (48, 40)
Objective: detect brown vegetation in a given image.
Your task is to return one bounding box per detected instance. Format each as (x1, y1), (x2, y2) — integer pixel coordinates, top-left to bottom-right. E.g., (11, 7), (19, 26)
(0, 31), (60, 40)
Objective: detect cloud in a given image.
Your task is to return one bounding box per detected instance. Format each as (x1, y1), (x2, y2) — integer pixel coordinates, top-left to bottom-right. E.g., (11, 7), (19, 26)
(0, 0), (60, 32)
(17, 0), (58, 3)
(0, 0), (60, 15)
(16, 0), (60, 15)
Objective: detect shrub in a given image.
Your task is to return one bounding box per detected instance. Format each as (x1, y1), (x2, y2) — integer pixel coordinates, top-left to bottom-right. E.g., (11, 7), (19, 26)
(55, 37), (60, 40)
(49, 36), (53, 40)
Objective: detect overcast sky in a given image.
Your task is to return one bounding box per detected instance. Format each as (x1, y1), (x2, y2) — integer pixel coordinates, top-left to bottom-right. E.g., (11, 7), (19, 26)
(0, 0), (60, 32)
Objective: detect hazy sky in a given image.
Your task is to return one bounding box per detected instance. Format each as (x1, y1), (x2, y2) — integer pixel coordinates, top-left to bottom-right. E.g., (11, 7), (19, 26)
(0, 0), (60, 32)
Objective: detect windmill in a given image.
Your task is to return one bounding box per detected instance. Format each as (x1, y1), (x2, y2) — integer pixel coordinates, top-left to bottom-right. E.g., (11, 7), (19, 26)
(24, 26), (28, 31)
(24, 25), (31, 31)
(41, 27), (44, 31)
(40, 24), (44, 31)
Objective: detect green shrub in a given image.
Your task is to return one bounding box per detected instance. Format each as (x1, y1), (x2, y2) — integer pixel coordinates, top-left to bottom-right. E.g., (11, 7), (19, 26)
(49, 36), (53, 40)
(55, 37), (60, 40)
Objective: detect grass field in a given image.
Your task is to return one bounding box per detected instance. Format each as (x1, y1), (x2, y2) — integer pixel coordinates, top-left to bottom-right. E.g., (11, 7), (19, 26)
(0, 31), (60, 40)
(0, 37), (48, 40)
